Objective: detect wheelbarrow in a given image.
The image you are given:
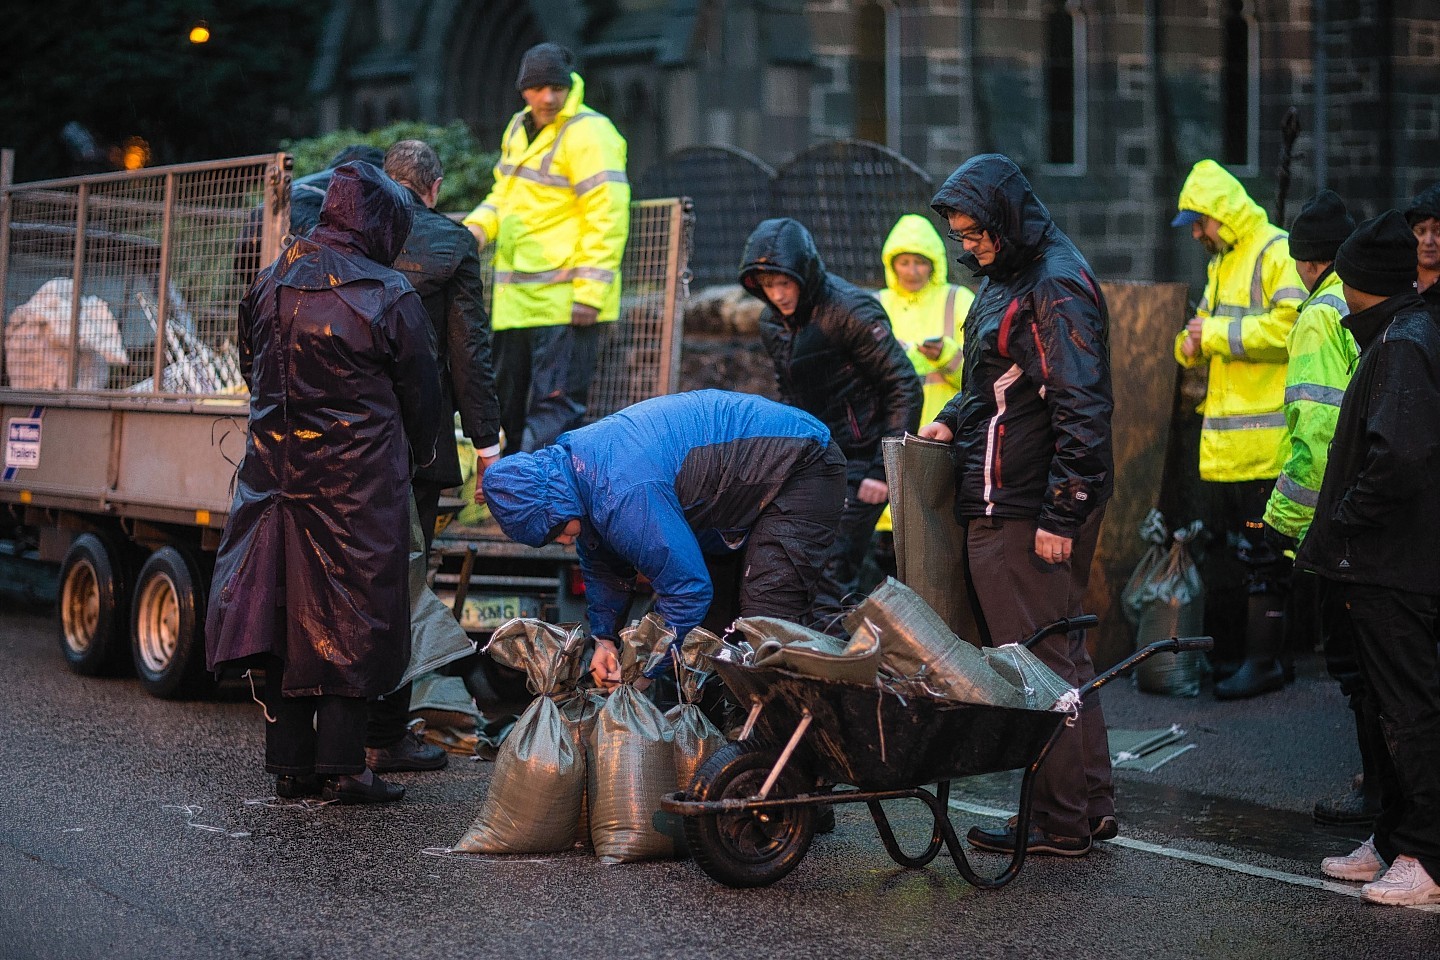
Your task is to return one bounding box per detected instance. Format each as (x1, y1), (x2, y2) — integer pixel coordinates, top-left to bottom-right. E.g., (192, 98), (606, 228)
(661, 618), (1213, 889)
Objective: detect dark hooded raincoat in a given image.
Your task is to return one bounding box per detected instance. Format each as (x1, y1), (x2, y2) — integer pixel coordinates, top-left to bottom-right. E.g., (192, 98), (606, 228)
(930, 154), (1112, 537)
(739, 218), (921, 483)
(206, 161), (443, 698)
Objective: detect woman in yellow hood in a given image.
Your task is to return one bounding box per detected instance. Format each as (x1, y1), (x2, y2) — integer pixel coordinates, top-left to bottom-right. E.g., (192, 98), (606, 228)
(874, 214), (974, 534)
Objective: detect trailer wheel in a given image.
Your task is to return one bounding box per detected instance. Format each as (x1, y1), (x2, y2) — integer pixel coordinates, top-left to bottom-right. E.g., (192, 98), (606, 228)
(131, 547), (213, 699)
(683, 740), (816, 888)
(57, 532), (132, 676)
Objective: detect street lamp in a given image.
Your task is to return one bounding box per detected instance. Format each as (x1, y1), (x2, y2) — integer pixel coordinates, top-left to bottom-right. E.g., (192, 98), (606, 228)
(189, 20), (210, 44)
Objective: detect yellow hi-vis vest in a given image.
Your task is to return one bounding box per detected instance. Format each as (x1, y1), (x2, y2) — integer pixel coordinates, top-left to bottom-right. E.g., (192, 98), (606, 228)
(463, 74), (630, 331)
(1173, 161), (1305, 482)
(874, 213), (973, 533)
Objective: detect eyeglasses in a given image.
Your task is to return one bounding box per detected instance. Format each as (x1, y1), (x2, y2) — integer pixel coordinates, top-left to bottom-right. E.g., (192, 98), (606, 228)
(947, 226), (988, 244)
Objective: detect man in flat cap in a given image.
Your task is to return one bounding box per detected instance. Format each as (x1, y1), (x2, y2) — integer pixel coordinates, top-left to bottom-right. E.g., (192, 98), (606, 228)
(464, 42), (630, 454)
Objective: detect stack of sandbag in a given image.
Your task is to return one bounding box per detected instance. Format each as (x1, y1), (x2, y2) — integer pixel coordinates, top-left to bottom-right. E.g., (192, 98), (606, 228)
(1121, 513), (1206, 697)
(658, 627), (727, 796)
(452, 620), (588, 853)
(846, 577), (1026, 708)
(733, 616), (882, 685)
(589, 615), (683, 864)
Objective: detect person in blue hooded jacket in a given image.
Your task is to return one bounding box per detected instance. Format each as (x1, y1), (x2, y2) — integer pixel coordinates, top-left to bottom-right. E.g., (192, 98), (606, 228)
(482, 389), (845, 687)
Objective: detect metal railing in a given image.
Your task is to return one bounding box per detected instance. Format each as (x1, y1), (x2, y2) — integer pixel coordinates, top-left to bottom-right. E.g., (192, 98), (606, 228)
(0, 153), (290, 396)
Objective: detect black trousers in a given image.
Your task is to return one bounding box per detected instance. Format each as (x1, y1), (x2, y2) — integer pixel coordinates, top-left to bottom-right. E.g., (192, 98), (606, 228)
(494, 323), (600, 455)
(963, 508), (1111, 839)
(1334, 581), (1440, 880)
(811, 459), (887, 628)
(1199, 478), (1274, 663)
(262, 657), (368, 776)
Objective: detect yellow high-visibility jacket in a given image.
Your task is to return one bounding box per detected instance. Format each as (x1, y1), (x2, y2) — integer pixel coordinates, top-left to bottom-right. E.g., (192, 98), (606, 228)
(1262, 269), (1356, 542)
(1173, 160), (1305, 482)
(874, 214), (973, 533)
(463, 74), (630, 331)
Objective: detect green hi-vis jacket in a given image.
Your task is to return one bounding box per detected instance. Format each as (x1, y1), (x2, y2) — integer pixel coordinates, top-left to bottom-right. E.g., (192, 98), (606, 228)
(1262, 268), (1357, 542)
(1173, 160), (1306, 482)
(463, 74), (630, 331)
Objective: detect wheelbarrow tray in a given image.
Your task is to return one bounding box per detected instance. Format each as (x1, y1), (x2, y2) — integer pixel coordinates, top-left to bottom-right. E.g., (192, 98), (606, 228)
(714, 659), (1066, 792)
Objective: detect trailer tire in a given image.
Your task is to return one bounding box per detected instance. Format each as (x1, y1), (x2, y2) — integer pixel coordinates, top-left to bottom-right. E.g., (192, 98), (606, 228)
(131, 547), (213, 699)
(57, 532), (132, 676)
(683, 740), (816, 888)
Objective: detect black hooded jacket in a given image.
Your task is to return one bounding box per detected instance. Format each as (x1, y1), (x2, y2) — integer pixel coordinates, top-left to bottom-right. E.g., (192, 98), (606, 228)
(1296, 292), (1440, 594)
(206, 161), (443, 697)
(930, 154), (1112, 536)
(740, 218), (921, 481)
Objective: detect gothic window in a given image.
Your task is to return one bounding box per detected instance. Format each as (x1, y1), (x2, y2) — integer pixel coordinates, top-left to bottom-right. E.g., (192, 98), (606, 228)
(1221, 0), (1259, 169)
(1045, 1), (1086, 169)
(855, 1), (900, 149)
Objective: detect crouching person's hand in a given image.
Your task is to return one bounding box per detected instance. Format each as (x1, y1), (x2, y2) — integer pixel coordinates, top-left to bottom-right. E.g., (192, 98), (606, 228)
(590, 636), (622, 690)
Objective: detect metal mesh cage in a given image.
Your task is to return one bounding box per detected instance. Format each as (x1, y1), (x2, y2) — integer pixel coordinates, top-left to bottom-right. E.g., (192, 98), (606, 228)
(635, 146), (774, 291)
(1, 155), (285, 395)
(772, 139), (936, 290)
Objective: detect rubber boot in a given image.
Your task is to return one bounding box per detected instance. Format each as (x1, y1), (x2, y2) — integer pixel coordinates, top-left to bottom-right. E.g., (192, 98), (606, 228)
(1215, 591), (1286, 700)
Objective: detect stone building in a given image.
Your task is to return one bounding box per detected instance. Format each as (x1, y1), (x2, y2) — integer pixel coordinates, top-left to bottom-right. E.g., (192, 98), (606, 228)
(311, 0), (1440, 284)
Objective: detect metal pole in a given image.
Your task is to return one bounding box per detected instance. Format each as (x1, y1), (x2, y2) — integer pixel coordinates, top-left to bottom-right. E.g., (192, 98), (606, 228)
(658, 198), (688, 395)
(152, 172), (176, 393)
(0, 149), (14, 383)
(757, 708), (812, 800)
(68, 182), (89, 390)
(260, 152), (293, 269)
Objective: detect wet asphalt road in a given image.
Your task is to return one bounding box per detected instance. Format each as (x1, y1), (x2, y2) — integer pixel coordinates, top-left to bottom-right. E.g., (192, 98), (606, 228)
(2, 604), (1437, 960)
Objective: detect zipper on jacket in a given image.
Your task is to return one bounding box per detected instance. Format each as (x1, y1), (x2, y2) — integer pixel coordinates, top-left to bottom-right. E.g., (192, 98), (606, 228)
(994, 423), (1005, 488)
(846, 403), (862, 442)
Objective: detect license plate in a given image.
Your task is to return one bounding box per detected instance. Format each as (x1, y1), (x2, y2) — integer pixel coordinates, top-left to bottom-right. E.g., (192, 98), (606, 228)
(446, 594), (542, 631)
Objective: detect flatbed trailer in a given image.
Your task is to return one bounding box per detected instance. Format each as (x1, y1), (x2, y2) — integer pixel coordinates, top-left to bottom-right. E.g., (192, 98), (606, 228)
(0, 149), (690, 697)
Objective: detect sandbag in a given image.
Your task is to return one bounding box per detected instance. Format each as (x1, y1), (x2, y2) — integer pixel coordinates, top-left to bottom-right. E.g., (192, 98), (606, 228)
(1121, 514), (1206, 697)
(560, 691), (605, 847)
(846, 578), (1024, 708)
(734, 616), (882, 685)
(882, 434), (982, 645)
(452, 620), (587, 853)
(984, 643), (1075, 711)
(588, 617), (679, 864)
(663, 627), (728, 794)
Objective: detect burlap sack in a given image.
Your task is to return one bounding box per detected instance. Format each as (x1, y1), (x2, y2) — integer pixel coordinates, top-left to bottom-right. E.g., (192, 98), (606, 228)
(452, 620), (587, 853)
(588, 620), (679, 864)
(846, 578), (1024, 708)
(735, 616), (882, 685)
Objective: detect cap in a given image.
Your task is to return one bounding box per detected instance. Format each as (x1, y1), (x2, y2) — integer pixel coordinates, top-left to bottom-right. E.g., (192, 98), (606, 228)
(1171, 209), (1203, 228)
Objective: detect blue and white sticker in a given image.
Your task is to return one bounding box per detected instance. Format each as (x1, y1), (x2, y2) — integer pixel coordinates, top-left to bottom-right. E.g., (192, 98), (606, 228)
(4, 411), (43, 475)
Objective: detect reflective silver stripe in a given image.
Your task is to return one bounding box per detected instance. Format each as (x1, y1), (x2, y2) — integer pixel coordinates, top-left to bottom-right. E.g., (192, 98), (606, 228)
(1202, 412), (1287, 431)
(1310, 293), (1349, 315)
(498, 162), (570, 188)
(572, 169), (628, 195)
(941, 349), (963, 375)
(1253, 235), (1286, 306)
(494, 268), (577, 284)
(573, 266), (615, 283)
(1275, 472), (1320, 507)
(1211, 304), (1248, 319)
(1198, 294), (1211, 314)
(541, 111), (597, 175)
(1285, 383), (1346, 406)
(1228, 319), (1247, 359)
(1273, 286), (1306, 302)
(944, 286), (958, 339)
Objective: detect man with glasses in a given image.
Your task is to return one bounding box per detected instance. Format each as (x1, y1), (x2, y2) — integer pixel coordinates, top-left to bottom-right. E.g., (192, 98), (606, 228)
(1172, 160), (1305, 700)
(919, 153), (1115, 857)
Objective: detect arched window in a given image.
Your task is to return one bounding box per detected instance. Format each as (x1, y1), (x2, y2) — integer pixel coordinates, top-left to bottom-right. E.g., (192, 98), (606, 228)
(855, 1), (900, 149)
(1221, 0), (1259, 168)
(1045, 1), (1086, 170)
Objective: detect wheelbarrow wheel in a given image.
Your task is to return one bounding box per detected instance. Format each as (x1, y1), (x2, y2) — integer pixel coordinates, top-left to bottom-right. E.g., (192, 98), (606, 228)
(684, 740), (816, 888)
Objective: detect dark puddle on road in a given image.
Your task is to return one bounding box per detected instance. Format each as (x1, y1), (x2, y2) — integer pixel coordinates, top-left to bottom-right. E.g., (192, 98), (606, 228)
(953, 772), (1368, 868)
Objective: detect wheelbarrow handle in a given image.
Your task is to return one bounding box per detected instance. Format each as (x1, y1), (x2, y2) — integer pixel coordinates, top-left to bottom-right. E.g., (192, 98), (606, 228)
(1020, 614), (1100, 649)
(1078, 636), (1214, 700)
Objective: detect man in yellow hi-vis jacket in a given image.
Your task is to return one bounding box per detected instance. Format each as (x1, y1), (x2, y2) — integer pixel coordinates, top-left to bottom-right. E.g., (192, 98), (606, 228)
(464, 43), (629, 453)
(1172, 159), (1305, 699)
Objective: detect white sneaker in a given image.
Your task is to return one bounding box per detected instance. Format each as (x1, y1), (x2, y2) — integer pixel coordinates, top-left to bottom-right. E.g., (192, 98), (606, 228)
(1321, 836), (1387, 882)
(1361, 855), (1440, 906)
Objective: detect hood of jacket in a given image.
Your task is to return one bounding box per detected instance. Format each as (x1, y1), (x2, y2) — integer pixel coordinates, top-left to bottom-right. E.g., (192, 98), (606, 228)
(738, 217), (828, 312)
(483, 446), (585, 548)
(1176, 159), (1268, 246)
(930, 154), (1053, 281)
(882, 214), (949, 299)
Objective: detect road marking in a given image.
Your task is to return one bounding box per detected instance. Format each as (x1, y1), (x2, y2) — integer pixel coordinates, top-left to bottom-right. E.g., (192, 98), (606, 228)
(947, 798), (1440, 913)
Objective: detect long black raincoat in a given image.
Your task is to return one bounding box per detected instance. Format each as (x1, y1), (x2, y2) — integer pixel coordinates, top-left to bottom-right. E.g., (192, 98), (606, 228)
(206, 162), (443, 698)
(930, 154), (1113, 537)
(739, 218), (921, 483)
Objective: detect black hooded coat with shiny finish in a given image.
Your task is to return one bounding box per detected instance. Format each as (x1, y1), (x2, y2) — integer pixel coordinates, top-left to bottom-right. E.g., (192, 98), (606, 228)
(930, 154), (1112, 537)
(739, 217), (921, 482)
(206, 161), (443, 698)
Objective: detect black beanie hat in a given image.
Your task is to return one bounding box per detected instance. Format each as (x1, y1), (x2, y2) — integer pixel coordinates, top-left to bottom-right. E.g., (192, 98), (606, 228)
(1289, 190), (1355, 263)
(1334, 210), (1418, 297)
(516, 43), (575, 92)
(1403, 182), (1440, 228)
